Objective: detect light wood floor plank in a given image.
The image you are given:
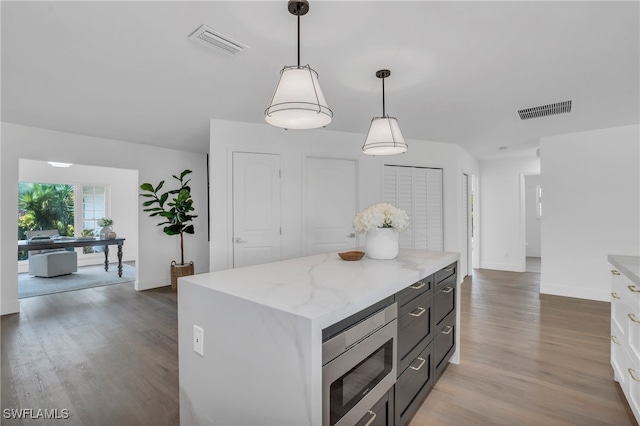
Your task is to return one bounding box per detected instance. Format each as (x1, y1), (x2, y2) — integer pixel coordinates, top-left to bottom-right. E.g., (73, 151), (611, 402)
(1, 269), (634, 425)
(411, 269), (635, 426)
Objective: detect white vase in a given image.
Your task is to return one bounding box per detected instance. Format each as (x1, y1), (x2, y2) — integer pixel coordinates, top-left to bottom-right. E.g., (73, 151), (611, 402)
(365, 228), (399, 260)
(99, 225), (113, 240)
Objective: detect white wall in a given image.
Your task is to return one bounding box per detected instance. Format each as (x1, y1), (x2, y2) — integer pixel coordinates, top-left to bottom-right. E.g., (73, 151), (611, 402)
(1, 123), (209, 315)
(18, 159), (138, 268)
(209, 119), (479, 274)
(479, 156), (540, 271)
(540, 124), (640, 301)
(525, 174), (542, 257)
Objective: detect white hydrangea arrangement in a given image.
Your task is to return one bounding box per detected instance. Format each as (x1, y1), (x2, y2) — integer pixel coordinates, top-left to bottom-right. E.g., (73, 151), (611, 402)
(353, 203), (410, 234)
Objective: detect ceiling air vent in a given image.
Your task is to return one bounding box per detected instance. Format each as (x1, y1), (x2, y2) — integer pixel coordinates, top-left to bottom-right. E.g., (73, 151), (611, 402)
(517, 100), (572, 120)
(188, 25), (248, 56)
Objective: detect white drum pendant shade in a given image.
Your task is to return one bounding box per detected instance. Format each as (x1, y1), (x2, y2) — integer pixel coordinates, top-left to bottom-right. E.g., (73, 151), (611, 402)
(265, 65), (333, 130)
(362, 116), (408, 155)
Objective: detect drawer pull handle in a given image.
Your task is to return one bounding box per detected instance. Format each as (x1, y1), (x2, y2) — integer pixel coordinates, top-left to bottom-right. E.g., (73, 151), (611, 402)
(363, 410), (377, 426)
(409, 357), (426, 371)
(441, 325), (453, 335)
(441, 286), (454, 294)
(612, 292), (621, 299)
(628, 285), (640, 293)
(611, 335), (621, 344)
(628, 313), (640, 324)
(629, 368), (640, 382)
(410, 281), (426, 290)
(409, 307), (426, 317)
(444, 267), (455, 272)
(612, 270), (621, 276)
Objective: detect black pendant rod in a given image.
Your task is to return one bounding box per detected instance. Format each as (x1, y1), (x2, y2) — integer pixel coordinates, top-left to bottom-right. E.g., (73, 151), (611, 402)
(382, 77), (386, 117)
(288, 1), (309, 67)
(376, 69), (391, 117)
(297, 14), (300, 67)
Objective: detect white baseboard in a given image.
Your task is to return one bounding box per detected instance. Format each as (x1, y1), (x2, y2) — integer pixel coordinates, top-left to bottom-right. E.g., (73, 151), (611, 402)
(540, 282), (609, 302)
(136, 278), (171, 291)
(479, 261), (524, 272)
(1, 300), (20, 316)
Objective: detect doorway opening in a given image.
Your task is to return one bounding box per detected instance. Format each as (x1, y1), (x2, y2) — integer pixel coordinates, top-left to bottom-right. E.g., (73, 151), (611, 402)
(524, 174), (542, 273)
(17, 158), (139, 298)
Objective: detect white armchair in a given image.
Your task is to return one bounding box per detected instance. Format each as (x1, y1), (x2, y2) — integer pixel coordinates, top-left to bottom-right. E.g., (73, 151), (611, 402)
(26, 230), (78, 278)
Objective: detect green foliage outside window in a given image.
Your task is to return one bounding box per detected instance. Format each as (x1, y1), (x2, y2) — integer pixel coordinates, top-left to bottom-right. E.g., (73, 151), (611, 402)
(18, 183), (74, 260)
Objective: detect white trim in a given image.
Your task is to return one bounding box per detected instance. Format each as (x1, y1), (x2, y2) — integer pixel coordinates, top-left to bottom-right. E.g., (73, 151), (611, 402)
(540, 282), (609, 302)
(1, 300), (20, 315)
(479, 261), (523, 272)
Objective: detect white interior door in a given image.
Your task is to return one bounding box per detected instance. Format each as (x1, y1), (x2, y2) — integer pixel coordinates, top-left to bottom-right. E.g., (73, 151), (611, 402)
(304, 157), (357, 255)
(232, 152), (281, 268)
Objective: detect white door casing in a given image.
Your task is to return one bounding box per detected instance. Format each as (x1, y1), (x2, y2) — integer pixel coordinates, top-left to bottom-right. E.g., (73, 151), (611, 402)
(232, 152), (281, 268)
(304, 157), (358, 255)
(462, 173), (471, 277)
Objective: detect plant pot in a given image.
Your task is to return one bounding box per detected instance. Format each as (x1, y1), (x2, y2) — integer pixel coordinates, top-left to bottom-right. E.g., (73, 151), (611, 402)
(170, 260), (194, 291)
(365, 228), (399, 260)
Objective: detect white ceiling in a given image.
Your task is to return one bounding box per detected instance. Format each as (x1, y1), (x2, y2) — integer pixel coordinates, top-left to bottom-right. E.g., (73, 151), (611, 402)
(2, 1), (638, 159)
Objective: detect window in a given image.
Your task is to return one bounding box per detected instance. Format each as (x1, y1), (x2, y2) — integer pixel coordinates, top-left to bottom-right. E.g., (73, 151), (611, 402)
(18, 182), (109, 259)
(80, 185), (108, 253)
(536, 185), (542, 219)
(81, 185), (107, 234)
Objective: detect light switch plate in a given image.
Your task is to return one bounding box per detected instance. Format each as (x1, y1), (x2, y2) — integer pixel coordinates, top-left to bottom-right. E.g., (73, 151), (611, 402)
(193, 325), (204, 356)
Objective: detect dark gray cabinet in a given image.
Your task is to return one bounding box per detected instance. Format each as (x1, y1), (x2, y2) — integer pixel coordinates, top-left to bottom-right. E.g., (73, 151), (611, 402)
(394, 262), (457, 426)
(434, 262), (457, 379)
(356, 389), (394, 426)
(397, 283), (433, 373)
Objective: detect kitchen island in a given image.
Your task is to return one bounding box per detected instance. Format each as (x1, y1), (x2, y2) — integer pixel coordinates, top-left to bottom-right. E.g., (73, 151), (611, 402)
(178, 249), (460, 426)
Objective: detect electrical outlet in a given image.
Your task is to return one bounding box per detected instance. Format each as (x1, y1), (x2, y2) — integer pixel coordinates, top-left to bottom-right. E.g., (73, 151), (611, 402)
(193, 325), (204, 356)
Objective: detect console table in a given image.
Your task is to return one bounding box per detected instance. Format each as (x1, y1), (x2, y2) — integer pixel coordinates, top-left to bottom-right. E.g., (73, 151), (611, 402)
(18, 238), (126, 277)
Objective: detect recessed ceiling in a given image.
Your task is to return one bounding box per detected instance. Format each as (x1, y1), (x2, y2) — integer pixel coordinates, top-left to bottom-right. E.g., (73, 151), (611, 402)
(1, 1), (638, 160)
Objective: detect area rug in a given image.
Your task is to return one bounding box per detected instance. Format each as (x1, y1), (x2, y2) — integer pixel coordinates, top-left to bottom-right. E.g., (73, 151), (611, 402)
(18, 263), (136, 299)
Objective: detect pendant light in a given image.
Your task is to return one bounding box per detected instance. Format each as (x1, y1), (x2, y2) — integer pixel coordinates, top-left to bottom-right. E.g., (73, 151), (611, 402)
(362, 69), (408, 155)
(265, 0), (332, 130)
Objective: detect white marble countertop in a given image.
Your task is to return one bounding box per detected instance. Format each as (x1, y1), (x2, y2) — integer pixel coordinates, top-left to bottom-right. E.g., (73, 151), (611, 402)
(608, 254), (640, 285)
(178, 249), (460, 425)
(180, 248), (459, 329)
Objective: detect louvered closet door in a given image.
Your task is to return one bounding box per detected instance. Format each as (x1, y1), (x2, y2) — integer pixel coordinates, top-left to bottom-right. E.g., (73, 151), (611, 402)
(426, 168), (443, 250)
(384, 166), (414, 248)
(383, 166), (443, 251)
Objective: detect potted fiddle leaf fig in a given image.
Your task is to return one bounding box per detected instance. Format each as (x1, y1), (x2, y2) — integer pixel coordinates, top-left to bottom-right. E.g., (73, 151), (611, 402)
(140, 169), (197, 290)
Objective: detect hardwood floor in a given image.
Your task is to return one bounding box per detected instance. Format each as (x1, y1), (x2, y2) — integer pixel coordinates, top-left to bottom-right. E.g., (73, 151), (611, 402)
(1, 270), (634, 425)
(411, 269), (636, 426)
(1, 283), (179, 425)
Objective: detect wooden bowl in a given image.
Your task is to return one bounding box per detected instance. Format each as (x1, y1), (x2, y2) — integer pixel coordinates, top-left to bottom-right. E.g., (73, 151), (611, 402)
(338, 251), (365, 261)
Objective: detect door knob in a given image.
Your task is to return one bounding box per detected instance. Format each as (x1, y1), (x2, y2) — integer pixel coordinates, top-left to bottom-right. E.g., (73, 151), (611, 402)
(346, 233), (356, 238)
(234, 237), (248, 244)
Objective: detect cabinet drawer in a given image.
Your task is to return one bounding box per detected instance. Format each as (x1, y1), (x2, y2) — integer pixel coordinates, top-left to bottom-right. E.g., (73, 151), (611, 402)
(627, 304), (640, 361)
(434, 310), (456, 379)
(611, 320), (628, 388)
(397, 276), (433, 313)
(395, 342), (433, 426)
(627, 350), (640, 423)
(355, 389), (394, 426)
(434, 279), (456, 327)
(398, 292), (433, 373)
(435, 262), (457, 285)
(625, 280), (640, 311)
(611, 289), (628, 343)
